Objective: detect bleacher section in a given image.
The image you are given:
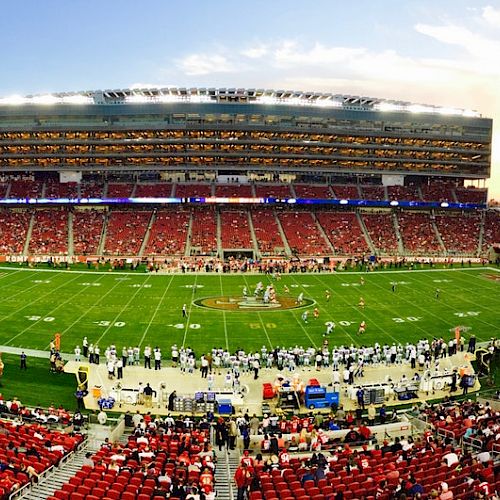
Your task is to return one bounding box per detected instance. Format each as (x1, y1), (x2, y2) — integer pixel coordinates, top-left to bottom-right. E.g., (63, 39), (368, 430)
(0, 418), (83, 498)
(249, 442), (495, 500)
(215, 184), (253, 198)
(175, 184), (212, 198)
(145, 209), (190, 255)
(455, 187), (487, 204)
(434, 214), (481, 255)
(251, 209), (286, 256)
(220, 210), (253, 249)
(0, 205), (495, 258)
(362, 213), (399, 255)
(293, 185), (333, 199)
(0, 210), (31, 254)
(72, 210), (105, 255)
(254, 184), (292, 198)
(49, 422), (212, 500)
(482, 211), (500, 251)
(387, 185), (421, 202)
(0, 180), (491, 205)
(330, 185), (359, 199)
(29, 209), (68, 255)
(103, 211), (150, 256)
(361, 185), (386, 201)
(107, 183), (134, 198)
(79, 182), (103, 198)
(44, 181), (79, 199)
(9, 179), (43, 199)
(316, 211), (369, 255)
(135, 183), (173, 198)
(421, 182), (455, 202)
(190, 207), (218, 255)
(397, 212), (441, 254)
(278, 211), (330, 255)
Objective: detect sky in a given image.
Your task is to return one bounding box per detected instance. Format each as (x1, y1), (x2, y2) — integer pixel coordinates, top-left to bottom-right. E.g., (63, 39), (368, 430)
(0, 0), (498, 199)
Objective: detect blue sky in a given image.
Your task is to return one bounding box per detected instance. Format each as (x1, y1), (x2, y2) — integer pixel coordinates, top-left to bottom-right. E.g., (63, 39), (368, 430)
(0, 0), (499, 198)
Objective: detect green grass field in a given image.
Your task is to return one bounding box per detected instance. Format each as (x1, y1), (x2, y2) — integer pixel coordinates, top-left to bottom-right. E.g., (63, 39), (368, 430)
(0, 264), (497, 355)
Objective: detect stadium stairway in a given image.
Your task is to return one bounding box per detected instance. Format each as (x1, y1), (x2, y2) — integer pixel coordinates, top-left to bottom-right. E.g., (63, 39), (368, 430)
(273, 209), (292, 256)
(247, 210), (261, 259)
(214, 447), (237, 500)
(138, 210), (156, 257)
(184, 212), (193, 256)
(311, 212), (335, 254)
(478, 212), (485, 256)
(356, 212), (376, 254)
(431, 214), (447, 254)
(392, 212), (404, 254)
(67, 211), (74, 256)
(22, 442), (96, 499)
(216, 209), (223, 257)
(22, 213), (35, 256)
(4, 181), (11, 198)
(97, 212), (109, 255)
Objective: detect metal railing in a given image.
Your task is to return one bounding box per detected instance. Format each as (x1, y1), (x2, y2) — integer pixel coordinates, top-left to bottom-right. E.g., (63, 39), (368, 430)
(10, 438), (89, 500)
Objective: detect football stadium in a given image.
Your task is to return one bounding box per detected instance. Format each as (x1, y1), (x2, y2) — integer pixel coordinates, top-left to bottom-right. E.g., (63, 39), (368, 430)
(0, 87), (497, 500)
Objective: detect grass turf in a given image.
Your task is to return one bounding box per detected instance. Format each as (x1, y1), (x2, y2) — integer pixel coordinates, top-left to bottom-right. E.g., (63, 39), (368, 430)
(0, 353), (77, 409)
(0, 264), (497, 356)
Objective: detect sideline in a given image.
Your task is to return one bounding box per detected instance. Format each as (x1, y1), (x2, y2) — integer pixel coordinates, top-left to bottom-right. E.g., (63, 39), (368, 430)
(0, 265), (496, 277)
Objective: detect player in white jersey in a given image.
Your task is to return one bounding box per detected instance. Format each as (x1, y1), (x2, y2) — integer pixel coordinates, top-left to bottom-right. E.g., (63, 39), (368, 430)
(325, 321), (335, 336)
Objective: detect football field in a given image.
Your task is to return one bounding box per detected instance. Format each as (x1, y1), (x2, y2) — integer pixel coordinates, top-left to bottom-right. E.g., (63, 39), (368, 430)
(0, 265), (498, 356)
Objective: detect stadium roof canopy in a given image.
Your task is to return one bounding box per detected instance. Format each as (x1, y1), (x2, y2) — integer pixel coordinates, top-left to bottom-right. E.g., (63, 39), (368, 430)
(0, 87), (481, 118)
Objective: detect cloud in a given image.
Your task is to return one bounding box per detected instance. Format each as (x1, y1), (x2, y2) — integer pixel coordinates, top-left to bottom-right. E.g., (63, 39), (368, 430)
(172, 13), (500, 199)
(241, 44), (268, 59)
(273, 41), (365, 68)
(415, 22), (500, 62)
(482, 5), (500, 27)
(177, 53), (235, 76)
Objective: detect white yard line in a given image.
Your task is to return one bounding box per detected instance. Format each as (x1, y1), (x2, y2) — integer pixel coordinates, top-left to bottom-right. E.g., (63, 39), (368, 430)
(0, 271), (67, 306)
(181, 275), (199, 348)
(312, 274), (403, 345)
(288, 274), (358, 346)
(138, 274), (176, 348)
(406, 272), (500, 333)
(2, 273), (83, 341)
(261, 275), (318, 348)
(219, 274), (230, 351)
(53, 273), (126, 347)
(241, 275), (274, 349)
(95, 275), (154, 345)
(5, 273), (103, 345)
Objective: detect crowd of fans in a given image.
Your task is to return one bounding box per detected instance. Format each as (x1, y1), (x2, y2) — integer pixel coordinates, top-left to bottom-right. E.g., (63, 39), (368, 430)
(232, 402), (498, 500)
(50, 414), (216, 500)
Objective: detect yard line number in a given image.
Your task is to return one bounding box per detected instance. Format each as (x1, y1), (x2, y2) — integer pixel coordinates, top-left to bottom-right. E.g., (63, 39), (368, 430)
(93, 320), (126, 327)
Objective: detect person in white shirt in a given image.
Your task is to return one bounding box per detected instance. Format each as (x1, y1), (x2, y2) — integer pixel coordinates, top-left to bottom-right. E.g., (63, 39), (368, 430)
(154, 347), (162, 370)
(442, 451), (459, 467)
(110, 450), (126, 462)
(74, 346), (81, 362)
(136, 435), (149, 445)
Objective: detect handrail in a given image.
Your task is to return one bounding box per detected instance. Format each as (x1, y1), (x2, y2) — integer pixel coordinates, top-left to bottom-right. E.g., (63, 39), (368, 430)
(462, 435), (484, 453)
(11, 436), (89, 499)
(436, 427), (457, 444)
